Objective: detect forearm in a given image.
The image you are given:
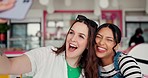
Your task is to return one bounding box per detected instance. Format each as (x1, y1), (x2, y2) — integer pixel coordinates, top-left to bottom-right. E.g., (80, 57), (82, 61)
(0, 54), (11, 74)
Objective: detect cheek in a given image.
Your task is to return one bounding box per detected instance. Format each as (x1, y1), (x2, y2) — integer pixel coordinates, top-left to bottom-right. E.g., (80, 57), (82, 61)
(95, 38), (101, 43)
(66, 36), (70, 47)
(114, 44), (119, 50)
(107, 44), (116, 51)
(66, 35), (72, 42)
(79, 40), (88, 48)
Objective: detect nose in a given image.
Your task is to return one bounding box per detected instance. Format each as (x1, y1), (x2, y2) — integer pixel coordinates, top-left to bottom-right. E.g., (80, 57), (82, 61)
(100, 38), (106, 45)
(71, 35), (77, 42)
(96, 38), (105, 45)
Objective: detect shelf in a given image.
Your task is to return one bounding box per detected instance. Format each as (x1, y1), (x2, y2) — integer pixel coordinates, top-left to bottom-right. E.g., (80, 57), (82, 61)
(5, 51), (24, 57)
(45, 40), (64, 47)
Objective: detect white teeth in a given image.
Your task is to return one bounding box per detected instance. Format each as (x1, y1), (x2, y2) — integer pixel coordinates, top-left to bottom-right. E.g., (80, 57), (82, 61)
(70, 44), (76, 47)
(98, 47), (105, 50)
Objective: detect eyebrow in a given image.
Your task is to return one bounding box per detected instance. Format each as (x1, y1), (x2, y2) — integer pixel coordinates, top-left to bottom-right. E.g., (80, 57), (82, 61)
(97, 33), (114, 39)
(70, 28), (87, 37)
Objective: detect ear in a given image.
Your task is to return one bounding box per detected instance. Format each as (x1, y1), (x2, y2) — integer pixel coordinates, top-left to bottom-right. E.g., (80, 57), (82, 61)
(114, 43), (120, 50)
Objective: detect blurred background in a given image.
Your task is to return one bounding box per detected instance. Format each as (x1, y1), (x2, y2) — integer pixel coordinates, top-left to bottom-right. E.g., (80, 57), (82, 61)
(1, 0), (148, 50)
(0, 0), (148, 78)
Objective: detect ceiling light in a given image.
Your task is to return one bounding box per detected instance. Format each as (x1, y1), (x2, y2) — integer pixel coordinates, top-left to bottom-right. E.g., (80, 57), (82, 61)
(39, 0), (49, 5)
(99, 0), (109, 8)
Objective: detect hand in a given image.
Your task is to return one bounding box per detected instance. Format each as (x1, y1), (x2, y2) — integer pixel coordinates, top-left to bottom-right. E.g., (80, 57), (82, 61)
(0, 18), (7, 23)
(0, 0), (16, 23)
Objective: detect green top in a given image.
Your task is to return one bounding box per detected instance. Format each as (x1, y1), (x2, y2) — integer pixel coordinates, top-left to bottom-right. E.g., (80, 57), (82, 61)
(67, 62), (82, 78)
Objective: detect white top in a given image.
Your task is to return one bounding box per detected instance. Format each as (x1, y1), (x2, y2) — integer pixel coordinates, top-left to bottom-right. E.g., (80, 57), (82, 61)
(24, 46), (85, 78)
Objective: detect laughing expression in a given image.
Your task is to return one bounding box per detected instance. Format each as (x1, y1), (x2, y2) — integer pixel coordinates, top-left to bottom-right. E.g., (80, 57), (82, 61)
(95, 27), (118, 59)
(66, 22), (88, 59)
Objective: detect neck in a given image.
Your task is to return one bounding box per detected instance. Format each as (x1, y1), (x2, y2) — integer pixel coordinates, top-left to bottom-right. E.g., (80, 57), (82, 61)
(66, 57), (79, 68)
(102, 58), (113, 66)
(101, 53), (114, 66)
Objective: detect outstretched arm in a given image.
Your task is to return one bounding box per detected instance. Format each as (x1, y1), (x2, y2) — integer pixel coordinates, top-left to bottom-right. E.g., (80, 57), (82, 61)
(0, 54), (32, 75)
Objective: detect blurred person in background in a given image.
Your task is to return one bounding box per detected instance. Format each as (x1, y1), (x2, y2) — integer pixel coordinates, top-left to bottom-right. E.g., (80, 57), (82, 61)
(129, 28), (145, 47)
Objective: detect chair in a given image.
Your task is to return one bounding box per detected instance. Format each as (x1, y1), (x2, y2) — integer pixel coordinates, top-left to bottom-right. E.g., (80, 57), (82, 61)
(128, 43), (148, 75)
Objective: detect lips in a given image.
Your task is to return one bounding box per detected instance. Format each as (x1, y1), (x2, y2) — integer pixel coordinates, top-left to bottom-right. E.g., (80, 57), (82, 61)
(68, 43), (78, 52)
(96, 46), (106, 53)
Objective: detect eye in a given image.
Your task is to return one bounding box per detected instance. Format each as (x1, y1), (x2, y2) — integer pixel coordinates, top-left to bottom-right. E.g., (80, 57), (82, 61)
(107, 38), (114, 42)
(79, 35), (85, 39)
(96, 35), (102, 39)
(68, 30), (74, 34)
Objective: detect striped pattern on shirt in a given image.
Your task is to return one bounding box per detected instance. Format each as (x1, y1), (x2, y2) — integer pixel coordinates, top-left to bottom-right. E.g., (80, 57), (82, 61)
(99, 53), (142, 78)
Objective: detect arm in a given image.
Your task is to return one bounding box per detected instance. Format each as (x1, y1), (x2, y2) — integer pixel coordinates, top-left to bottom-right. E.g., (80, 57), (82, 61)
(141, 36), (145, 43)
(128, 36), (134, 47)
(0, 54), (32, 75)
(0, 19), (7, 23)
(119, 55), (142, 78)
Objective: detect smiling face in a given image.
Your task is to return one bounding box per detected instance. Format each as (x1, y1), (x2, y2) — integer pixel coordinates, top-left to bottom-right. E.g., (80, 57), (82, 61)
(66, 22), (88, 60)
(95, 27), (119, 60)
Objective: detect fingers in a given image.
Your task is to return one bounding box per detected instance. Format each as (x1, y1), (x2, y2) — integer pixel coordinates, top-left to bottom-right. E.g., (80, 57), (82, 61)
(0, 0), (16, 11)
(0, 0), (16, 23)
(0, 19), (8, 23)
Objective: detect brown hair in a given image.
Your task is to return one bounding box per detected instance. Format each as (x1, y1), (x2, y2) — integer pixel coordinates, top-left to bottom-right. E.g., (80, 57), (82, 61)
(53, 15), (99, 78)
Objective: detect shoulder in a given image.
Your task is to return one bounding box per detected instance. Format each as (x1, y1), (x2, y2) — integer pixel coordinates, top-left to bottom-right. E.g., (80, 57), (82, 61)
(119, 52), (135, 60)
(27, 46), (55, 52)
(25, 46), (57, 58)
(131, 35), (137, 39)
(118, 53), (138, 67)
(118, 52), (142, 77)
